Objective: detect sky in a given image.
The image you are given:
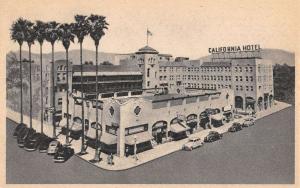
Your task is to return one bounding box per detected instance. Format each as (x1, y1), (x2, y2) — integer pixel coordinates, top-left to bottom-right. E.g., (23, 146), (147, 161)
(1, 0), (298, 59)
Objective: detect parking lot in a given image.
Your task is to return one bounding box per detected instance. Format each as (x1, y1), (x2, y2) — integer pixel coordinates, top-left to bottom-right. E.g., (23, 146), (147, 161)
(6, 106), (294, 184)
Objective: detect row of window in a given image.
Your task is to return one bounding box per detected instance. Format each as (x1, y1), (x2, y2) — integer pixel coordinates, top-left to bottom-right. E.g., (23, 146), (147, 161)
(202, 84), (232, 90)
(202, 75), (232, 81)
(234, 66), (253, 72)
(235, 76), (254, 82)
(235, 85), (254, 91)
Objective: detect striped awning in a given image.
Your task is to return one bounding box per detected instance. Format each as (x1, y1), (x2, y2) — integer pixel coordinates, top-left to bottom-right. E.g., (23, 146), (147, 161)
(170, 123), (189, 133)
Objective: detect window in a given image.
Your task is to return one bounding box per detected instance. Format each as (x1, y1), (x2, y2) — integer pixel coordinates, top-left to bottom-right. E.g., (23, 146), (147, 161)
(240, 76), (243, 81)
(147, 81), (150, 87)
(239, 67), (242, 72)
(58, 98), (62, 105)
(159, 76), (162, 81)
(245, 67), (248, 72)
(240, 86), (243, 91)
(235, 76), (238, 81)
(147, 68), (150, 77)
(249, 67), (253, 72)
(250, 86), (254, 91)
(229, 76), (231, 81)
(228, 85), (231, 89)
(246, 76), (248, 81)
(236, 85), (239, 91)
(250, 76), (253, 82)
(235, 67), (238, 72)
(246, 86), (249, 91)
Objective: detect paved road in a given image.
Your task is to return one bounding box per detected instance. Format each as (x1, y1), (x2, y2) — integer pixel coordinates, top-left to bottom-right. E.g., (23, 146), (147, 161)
(6, 106), (294, 184)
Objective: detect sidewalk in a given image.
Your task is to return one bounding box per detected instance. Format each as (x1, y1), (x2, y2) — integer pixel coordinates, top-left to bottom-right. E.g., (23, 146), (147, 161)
(6, 100), (291, 171)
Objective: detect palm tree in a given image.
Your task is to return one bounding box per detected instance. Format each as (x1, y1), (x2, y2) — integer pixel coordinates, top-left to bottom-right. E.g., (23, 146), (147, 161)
(45, 21), (59, 138)
(58, 23), (75, 146)
(24, 20), (36, 129)
(72, 15), (90, 155)
(34, 20), (47, 134)
(88, 14), (108, 162)
(10, 18), (27, 126)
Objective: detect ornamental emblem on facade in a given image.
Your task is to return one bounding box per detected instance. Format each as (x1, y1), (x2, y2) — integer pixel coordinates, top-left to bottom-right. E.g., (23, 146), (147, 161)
(134, 106), (141, 116)
(109, 106), (114, 116)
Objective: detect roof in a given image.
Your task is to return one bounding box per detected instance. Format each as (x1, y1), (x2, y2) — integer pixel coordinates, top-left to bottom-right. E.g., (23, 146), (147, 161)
(136, 45), (159, 54)
(72, 64), (141, 73)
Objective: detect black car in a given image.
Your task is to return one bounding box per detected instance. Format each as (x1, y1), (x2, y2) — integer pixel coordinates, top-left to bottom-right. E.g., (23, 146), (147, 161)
(17, 128), (36, 148)
(13, 123), (27, 138)
(204, 131), (222, 142)
(53, 146), (74, 163)
(39, 137), (54, 153)
(24, 133), (45, 151)
(228, 122), (243, 132)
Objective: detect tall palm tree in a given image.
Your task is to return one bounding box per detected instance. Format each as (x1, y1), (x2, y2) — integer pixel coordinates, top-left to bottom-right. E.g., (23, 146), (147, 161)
(24, 20), (36, 129)
(34, 20), (47, 134)
(72, 15), (90, 155)
(88, 14), (108, 162)
(45, 21), (59, 138)
(10, 18), (27, 126)
(58, 23), (75, 146)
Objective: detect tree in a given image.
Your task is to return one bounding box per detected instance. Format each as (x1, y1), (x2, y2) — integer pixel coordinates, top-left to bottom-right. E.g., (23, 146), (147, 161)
(58, 23), (75, 146)
(45, 21), (59, 138)
(72, 15), (91, 155)
(24, 19), (36, 129)
(34, 20), (47, 134)
(10, 18), (27, 126)
(88, 14), (109, 162)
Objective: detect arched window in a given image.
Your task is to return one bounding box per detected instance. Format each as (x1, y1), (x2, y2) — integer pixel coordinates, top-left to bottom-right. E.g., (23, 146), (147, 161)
(147, 68), (150, 77)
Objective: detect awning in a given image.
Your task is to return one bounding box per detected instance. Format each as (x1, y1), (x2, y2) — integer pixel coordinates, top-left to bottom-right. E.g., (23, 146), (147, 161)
(211, 113), (224, 121)
(246, 98), (256, 104)
(100, 133), (117, 145)
(186, 119), (197, 123)
(70, 122), (81, 131)
(86, 128), (98, 139)
(223, 105), (232, 112)
(125, 132), (153, 145)
(170, 123), (189, 133)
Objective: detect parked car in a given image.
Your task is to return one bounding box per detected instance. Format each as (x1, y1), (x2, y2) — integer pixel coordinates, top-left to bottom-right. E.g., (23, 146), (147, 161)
(17, 128), (36, 148)
(242, 118), (255, 127)
(228, 122), (243, 132)
(47, 140), (61, 155)
(24, 133), (45, 151)
(204, 131), (222, 142)
(13, 123), (27, 138)
(182, 137), (204, 151)
(39, 137), (54, 153)
(53, 146), (74, 163)
(234, 114), (243, 119)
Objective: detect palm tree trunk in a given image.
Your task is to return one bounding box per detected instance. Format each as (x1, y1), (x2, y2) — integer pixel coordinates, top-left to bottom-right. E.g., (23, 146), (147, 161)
(51, 44), (56, 138)
(80, 42), (86, 154)
(93, 44), (101, 161)
(65, 49), (70, 145)
(40, 44), (44, 134)
(19, 45), (23, 124)
(29, 45), (32, 129)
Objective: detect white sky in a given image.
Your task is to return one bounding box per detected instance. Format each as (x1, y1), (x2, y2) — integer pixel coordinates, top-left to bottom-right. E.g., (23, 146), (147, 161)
(2, 0), (298, 59)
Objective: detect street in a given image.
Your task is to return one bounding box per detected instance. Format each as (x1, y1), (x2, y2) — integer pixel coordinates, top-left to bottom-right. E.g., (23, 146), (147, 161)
(6, 106), (294, 184)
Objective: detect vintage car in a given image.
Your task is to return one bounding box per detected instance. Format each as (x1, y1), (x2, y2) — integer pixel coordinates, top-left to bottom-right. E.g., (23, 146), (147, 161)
(17, 127), (36, 148)
(242, 118), (255, 127)
(53, 146), (74, 163)
(228, 122), (243, 132)
(24, 133), (45, 151)
(47, 140), (61, 155)
(39, 137), (54, 153)
(13, 123), (27, 138)
(182, 137), (204, 151)
(204, 131), (222, 142)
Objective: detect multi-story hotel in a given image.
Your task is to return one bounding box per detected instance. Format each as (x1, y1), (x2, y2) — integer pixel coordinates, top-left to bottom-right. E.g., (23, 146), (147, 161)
(120, 45), (274, 113)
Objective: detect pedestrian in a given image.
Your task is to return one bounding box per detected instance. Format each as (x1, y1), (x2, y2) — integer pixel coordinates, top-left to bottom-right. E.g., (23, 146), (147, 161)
(110, 153), (114, 165)
(125, 146), (129, 157)
(107, 154), (111, 165)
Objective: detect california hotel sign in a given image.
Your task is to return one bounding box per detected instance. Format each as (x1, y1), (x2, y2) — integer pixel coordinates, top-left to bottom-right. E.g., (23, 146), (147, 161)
(208, 44), (261, 54)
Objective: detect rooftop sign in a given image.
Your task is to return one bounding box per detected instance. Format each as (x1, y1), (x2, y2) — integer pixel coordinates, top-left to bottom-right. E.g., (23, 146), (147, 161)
(208, 44), (261, 54)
